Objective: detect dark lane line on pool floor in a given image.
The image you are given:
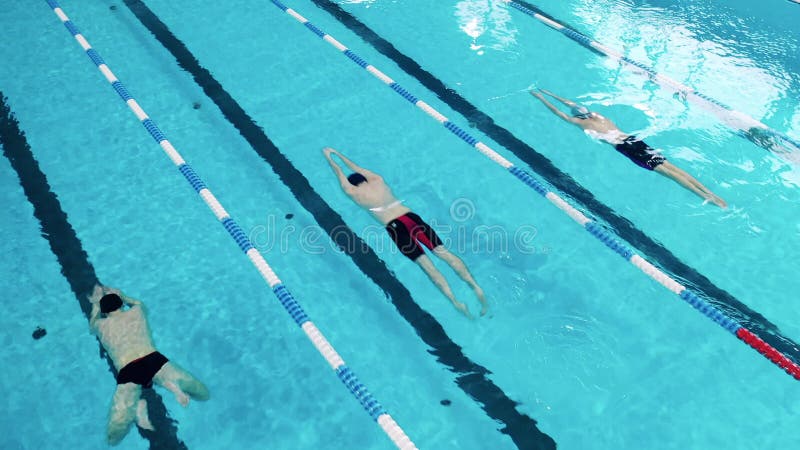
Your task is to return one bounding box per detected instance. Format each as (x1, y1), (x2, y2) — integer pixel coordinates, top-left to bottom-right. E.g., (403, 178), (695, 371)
(307, 0), (800, 362)
(119, 1), (555, 448)
(0, 94), (186, 450)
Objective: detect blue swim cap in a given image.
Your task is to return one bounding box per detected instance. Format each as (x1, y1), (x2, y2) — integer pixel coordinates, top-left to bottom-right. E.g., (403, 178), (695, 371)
(571, 105), (592, 119)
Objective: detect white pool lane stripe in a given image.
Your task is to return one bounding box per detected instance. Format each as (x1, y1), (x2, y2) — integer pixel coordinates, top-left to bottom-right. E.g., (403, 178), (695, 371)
(43, 1), (420, 446)
(270, 0), (800, 381)
(504, 0), (800, 164)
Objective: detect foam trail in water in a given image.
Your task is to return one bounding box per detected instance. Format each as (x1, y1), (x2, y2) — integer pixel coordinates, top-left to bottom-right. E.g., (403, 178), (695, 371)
(488, 83), (538, 101)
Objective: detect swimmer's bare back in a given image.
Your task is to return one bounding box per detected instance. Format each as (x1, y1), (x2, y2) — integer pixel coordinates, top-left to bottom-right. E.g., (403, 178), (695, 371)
(90, 286), (156, 370)
(323, 147), (411, 224)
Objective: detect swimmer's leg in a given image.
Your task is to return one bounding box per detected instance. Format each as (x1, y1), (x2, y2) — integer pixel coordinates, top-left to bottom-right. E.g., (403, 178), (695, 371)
(153, 362), (210, 406)
(682, 170), (727, 208)
(655, 161), (727, 208)
(432, 246), (488, 316)
(107, 383), (141, 446)
(164, 381), (190, 407)
(415, 254), (472, 318)
(136, 399), (155, 431)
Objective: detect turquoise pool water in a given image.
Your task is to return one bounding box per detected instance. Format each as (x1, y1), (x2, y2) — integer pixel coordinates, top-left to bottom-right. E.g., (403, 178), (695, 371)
(1, 0), (798, 449)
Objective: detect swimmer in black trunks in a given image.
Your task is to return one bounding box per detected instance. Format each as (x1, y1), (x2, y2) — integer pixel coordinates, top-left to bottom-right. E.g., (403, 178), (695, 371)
(323, 147), (488, 318)
(531, 88), (727, 208)
(88, 285), (209, 445)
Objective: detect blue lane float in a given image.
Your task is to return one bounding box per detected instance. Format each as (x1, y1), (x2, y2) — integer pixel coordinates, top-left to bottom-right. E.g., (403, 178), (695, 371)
(43, 1), (419, 447)
(505, 0), (800, 165)
(269, 0), (800, 381)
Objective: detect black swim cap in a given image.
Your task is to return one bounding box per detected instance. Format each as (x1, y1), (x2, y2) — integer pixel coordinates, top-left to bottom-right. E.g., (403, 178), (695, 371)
(100, 293), (123, 313)
(347, 173), (368, 186)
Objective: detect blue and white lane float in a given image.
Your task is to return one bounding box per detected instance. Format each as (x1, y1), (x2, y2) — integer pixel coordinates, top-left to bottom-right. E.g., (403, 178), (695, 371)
(504, 0), (800, 165)
(44, 2), (418, 447)
(269, 0), (800, 381)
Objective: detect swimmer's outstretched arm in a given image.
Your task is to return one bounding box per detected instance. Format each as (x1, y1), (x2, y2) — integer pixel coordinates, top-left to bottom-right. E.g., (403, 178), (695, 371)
(89, 302), (101, 330)
(323, 147), (352, 192)
(100, 285), (142, 307)
(89, 284), (104, 303)
(324, 147), (381, 181)
(88, 284), (103, 330)
(530, 91), (578, 124)
(539, 89), (577, 107)
(120, 294), (142, 307)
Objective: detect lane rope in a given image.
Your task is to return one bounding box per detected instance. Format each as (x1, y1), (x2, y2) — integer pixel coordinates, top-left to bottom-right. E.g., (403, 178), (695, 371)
(269, 0), (800, 381)
(43, 1), (419, 447)
(505, 0), (800, 164)
(307, 0), (800, 365)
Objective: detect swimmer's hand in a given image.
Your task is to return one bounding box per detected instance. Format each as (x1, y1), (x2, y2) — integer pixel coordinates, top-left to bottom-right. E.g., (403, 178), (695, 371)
(453, 301), (473, 319)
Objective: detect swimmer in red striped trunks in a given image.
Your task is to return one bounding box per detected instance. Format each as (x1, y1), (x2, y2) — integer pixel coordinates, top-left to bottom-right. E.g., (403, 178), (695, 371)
(323, 147), (488, 317)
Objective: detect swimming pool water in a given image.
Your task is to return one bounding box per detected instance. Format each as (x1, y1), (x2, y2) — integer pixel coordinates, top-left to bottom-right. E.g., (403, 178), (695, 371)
(1, 0), (798, 449)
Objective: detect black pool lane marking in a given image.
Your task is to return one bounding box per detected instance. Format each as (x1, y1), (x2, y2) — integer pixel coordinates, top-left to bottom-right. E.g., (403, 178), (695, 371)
(0, 94), (186, 450)
(119, 1), (555, 448)
(308, 0), (800, 362)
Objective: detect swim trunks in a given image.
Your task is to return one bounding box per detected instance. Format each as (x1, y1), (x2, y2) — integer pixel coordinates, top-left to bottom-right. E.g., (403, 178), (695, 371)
(614, 136), (667, 170)
(386, 212), (443, 261)
(117, 351), (169, 388)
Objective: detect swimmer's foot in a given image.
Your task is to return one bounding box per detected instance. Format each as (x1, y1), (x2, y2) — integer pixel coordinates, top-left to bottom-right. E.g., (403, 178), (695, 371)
(704, 194), (727, 208)
(453, 301), (473, 319)
(473, 286), (489, 316)
(177, 392), (190, 407)
(165, 381), (190, 407)
(136, 399), (155, 431)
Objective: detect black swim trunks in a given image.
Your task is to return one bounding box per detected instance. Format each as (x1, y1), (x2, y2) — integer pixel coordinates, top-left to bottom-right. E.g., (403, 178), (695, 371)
(614, 136), (667, 170)
(117, 351), (169, 388)
(386, 212), (443, 261)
